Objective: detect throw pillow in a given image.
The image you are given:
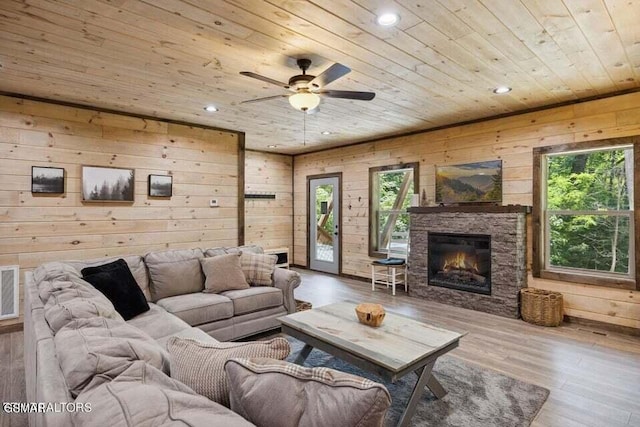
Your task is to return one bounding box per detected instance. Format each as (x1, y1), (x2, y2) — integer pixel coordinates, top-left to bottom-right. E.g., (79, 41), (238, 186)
(67, 255), (151, 301)
(145, 249), (205, 301)
(167, 337), (290, 407)
(225, 358), (391, 427)
(82, 259), (150, 320)
(200, 253), (250, 294)
(240, 252), (277, 286)
(72, 361), (254, 427)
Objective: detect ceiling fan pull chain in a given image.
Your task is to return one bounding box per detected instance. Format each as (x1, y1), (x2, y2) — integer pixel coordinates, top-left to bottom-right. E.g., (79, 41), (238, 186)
(303, 112), (307, 146)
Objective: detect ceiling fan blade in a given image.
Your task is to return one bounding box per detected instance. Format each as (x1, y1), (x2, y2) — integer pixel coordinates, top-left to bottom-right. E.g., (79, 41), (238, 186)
(309, 63), (351, 89)
(240, 94), (289, 104)
(239, 71), (289, 88)
(318, 90), (375, 101)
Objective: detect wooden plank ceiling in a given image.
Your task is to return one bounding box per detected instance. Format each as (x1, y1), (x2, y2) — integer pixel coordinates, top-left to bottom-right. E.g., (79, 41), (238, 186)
(0, 0), (639, 154)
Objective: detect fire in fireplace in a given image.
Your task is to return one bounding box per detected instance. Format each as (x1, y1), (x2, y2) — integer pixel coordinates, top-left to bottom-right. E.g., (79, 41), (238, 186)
(427, 232), (491, 295)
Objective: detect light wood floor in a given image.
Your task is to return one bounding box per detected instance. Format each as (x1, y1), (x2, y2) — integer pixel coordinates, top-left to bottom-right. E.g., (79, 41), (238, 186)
(0, 331), (26, 427)
(294, 269), (640, 427)
(2, 268), (639, 427)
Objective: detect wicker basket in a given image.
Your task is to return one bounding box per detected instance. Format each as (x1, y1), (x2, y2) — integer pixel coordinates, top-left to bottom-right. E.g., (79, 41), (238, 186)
(520, 288), (564, 327)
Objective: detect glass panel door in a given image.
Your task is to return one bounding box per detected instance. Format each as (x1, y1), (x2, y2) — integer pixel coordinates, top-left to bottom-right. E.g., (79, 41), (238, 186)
(309, 176), (340, 274)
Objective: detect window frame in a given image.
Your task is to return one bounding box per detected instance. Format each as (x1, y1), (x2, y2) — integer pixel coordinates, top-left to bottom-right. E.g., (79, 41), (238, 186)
(368, 162), (419, 258)
(532, 137), (640, 290)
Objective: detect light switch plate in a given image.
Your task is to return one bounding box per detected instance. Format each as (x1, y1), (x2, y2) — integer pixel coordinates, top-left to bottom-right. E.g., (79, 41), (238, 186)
(209, 199), (219, 207)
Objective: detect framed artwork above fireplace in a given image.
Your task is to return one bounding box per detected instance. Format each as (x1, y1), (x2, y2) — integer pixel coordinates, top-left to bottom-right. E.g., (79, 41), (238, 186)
(435, 160), (502, 204)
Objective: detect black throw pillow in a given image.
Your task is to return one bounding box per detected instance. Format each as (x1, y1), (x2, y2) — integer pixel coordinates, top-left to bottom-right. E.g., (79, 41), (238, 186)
(81, 259), (149, 320)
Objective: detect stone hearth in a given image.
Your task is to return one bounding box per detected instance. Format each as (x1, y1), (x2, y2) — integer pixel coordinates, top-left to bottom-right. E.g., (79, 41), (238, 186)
(407, 206), (529, 318)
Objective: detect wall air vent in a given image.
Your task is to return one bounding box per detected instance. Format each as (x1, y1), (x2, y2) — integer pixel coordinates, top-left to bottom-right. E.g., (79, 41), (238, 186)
(0, 266), (19, 320)
(245, 193), (276, 199)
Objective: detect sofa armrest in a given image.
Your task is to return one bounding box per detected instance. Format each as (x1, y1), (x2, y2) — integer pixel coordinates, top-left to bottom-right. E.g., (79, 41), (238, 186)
(273, 268), (301, 314)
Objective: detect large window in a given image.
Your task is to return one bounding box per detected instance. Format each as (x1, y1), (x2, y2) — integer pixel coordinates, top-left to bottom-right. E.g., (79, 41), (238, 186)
(369, 163), (419, 257)
(533, 138), (638, 289)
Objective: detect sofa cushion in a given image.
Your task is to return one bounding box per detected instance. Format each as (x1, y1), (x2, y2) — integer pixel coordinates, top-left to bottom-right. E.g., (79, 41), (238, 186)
(65, 255), (151, 301)
(204, 246), (228, 257)
(44, 290), (122, 334)
(126, 303), (190, 340)
(221, 287), (283, 316)
(72, 361), (253, 427)
(38, 279), (98, 305)
(240, 252), (277, 286)
(201, 253), (250, 294)
(157, 293), (233, 326)
(54, 317), (170, 397)
(225, 245), (264, 255)
(145, 248), (204, 264)
(225, 358), (391, 427)
(81, 259), (150, 320)
(145, 249), (204, 302)
(33, 262), (82, 285)
(167, 337), (290, 407)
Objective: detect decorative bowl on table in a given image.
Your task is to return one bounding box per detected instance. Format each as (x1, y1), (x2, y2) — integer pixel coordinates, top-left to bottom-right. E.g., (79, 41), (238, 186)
(355, 303), (385, 327)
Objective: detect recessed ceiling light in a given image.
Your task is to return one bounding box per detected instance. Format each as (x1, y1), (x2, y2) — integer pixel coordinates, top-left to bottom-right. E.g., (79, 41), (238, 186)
(203, 105), (218, 112)
(376, 13), (399, 26)
(321, 131), (332, 135)
(267, 145), (278, 148)
(493, 86), (512, 94)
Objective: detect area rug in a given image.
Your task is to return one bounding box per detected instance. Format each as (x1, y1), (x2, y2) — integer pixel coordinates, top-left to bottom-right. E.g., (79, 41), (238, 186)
(286, 338), (548, 427)
(294, 299), (313, 312)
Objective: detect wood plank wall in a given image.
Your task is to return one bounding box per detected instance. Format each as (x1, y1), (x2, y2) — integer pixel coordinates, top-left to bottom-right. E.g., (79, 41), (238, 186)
(0, 95), (240, 328)
(293, 91), (640, 329)
(244, 151), (293, 251)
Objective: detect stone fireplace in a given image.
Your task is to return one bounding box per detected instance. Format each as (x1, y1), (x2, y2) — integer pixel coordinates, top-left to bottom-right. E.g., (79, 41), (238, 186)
(407, 205), (529, 318)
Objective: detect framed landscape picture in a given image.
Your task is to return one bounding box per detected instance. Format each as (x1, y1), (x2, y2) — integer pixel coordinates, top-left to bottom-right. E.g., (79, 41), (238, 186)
(82, 165), (134, 202)
(31, 166), (65, 194)
(435, 160), (502, 204)
(148, 174), (173, 197)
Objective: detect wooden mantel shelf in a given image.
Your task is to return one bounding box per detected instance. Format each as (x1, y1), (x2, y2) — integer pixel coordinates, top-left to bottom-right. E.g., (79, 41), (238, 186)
(407, 205), (532, 214)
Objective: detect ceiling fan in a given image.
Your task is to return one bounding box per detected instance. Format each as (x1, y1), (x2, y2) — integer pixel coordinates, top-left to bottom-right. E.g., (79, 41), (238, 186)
(239, 58), (375, 113)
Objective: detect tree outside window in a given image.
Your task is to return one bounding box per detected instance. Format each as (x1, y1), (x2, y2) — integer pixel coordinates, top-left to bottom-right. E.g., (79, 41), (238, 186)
(314, 184), (334, 250)
(543, 146), (634, 278)
(369, 163), (419, 257)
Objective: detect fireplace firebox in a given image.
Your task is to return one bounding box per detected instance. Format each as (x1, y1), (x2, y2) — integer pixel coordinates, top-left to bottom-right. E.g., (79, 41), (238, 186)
(427, 232), (491, 295)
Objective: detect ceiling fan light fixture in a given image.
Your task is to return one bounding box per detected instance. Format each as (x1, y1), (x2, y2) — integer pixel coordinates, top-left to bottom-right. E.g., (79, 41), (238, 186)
(289, 91), (321, 112)
(376, 13), (399, 26)
(203, 105), (218, 112)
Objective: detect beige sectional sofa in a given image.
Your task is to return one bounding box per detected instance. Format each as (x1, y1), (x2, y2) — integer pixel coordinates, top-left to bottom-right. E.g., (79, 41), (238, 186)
(66, 245), (300, 342)
(24, 244), (301, 427)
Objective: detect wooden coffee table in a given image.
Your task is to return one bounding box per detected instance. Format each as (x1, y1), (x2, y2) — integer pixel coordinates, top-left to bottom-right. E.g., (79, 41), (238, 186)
(278, 301), (466, 427)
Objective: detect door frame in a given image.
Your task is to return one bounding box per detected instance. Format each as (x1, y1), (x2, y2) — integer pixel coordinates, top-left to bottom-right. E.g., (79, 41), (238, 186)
(306, 172), (342, 275)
